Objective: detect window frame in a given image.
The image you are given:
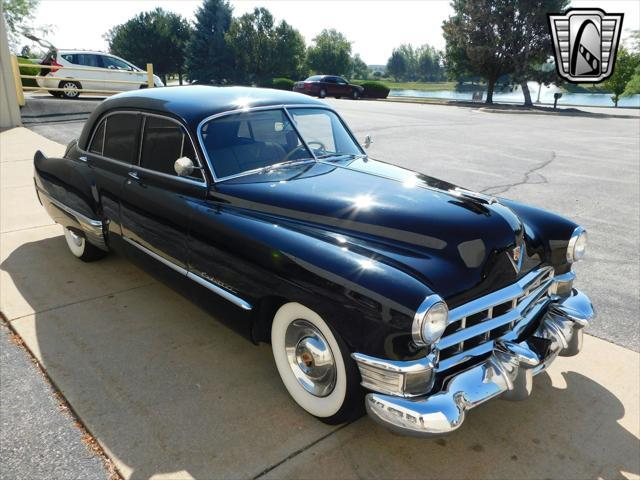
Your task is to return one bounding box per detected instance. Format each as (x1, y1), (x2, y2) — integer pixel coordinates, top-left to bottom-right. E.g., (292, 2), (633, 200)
(85, 110), (208, 187)
(196, 104), (364, 183)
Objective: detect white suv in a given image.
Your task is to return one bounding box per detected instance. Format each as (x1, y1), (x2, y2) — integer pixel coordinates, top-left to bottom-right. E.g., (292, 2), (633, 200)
(37, 49), (164, 99)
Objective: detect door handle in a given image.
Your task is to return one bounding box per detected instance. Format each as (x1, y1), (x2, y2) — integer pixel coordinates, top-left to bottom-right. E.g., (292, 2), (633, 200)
(128, 171), (140, 181)
(78, 156), (87, 162)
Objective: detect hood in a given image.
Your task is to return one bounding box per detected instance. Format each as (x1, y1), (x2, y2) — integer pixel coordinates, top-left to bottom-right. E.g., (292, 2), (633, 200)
(213, 158), (540, 304)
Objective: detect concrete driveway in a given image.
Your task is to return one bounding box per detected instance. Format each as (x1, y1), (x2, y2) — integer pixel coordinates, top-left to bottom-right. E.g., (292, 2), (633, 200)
(1, 100), (639, 479)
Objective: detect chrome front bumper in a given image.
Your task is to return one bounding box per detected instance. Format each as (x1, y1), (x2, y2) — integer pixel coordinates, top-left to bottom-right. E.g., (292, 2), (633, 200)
(360, 288), (594, 437)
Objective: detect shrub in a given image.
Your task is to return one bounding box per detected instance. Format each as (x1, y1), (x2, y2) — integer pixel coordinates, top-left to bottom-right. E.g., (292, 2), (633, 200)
(353, 80), (390, 99)
(18, 57), (39, 88)
(270, 77), (295, 91)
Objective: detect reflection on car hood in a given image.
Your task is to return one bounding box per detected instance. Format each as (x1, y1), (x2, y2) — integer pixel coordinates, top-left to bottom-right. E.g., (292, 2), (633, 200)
(214, 158), (539, 303)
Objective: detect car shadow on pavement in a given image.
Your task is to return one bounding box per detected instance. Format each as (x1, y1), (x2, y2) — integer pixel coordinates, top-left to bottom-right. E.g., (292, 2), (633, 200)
(2, 235), (639, 480)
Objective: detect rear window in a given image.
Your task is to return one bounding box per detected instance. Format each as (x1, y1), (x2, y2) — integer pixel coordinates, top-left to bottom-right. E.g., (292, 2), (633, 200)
(306, 76), (323, 81)
(140, 116), (200, 179)
(102, 113), (140, 163)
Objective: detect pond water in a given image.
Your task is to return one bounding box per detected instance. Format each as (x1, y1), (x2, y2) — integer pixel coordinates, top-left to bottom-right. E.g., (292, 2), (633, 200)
(390, 82), (640, 108)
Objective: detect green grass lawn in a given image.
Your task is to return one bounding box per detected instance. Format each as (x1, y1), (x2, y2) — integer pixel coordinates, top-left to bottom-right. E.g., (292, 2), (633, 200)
(353, 80), (456, 91)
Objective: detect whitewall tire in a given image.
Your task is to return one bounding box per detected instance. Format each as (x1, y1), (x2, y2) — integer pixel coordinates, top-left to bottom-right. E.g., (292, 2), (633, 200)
(271, 302), (363, 423)
(63, 227), (107, 262)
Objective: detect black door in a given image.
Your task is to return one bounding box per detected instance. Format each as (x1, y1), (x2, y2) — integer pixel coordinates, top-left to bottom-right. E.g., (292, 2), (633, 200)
(120, 115), (207, 269)
(84, 112), (141, 238)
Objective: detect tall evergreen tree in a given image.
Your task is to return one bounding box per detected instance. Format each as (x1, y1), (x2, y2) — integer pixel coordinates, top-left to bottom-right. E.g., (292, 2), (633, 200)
(186, 0), (233, 84)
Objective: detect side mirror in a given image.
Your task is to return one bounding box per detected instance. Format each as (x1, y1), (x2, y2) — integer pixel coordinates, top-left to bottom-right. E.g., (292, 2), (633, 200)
(174, 157), (195, 177)
(363, 135), (373, 149)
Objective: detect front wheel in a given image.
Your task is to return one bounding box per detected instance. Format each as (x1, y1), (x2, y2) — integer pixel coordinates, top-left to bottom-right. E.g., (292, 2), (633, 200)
(63, 227), (107, 262)
(271, 302), (364, 424)
(318, 89), (327, 99)
(352, 89), (360, 100)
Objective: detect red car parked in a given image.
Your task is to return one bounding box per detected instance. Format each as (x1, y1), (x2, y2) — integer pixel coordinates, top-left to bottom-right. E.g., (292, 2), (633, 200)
(293, 75), (364, 99)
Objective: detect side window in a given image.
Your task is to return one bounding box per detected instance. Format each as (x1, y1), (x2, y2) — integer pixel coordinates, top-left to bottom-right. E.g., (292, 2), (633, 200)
(140, 116), (200, 179)
(61, 53), (74, 63)
(103, 113), (140, 163)
(102, 55), (131, 70)
(89, 119), (106, 154)
(75, 54), (99, 67)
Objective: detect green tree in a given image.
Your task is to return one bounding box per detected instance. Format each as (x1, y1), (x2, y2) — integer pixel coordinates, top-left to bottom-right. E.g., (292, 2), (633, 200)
(306, 29), (352, 76)
(602, 47), (640, 106)
(417, 44), (443, 81)
(386, 49), (407, 81)
(185, 0), (233, 84)
(443, 0), (567, 105)
(225, 7), (276, 84)
(530, 58), (562, 103)
(623, 65), (640, 95)
(105, 8), (191, 84)
(270, 20), (306, 80)
(2, 0), (49, 52)
(351, 54), (368, 79)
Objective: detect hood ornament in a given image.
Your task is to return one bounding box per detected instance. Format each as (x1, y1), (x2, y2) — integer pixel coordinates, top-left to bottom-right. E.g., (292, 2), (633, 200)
(507, 243), (525, 274)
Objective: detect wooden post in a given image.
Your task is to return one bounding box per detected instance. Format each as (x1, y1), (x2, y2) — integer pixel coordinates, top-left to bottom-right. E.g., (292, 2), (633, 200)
(10, 55), (25, 106)
(147, 63), (154, 88)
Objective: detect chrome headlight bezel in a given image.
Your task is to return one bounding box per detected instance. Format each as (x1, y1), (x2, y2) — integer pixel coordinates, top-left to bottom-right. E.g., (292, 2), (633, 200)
(566, 226), (587, 263)
(412, 295), (449, 347)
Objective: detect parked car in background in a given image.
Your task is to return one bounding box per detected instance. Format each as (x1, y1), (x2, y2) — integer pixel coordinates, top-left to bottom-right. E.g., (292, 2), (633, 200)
(294, 75), (364, 99)
(33, 86), (593, 436)
(37, 49), (164, 99)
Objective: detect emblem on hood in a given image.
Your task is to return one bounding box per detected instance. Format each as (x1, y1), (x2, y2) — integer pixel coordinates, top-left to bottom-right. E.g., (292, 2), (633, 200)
(507, 244), (525, 273)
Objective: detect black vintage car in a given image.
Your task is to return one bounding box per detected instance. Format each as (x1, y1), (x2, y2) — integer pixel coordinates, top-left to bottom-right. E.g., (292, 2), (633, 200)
(34, 86), (593, 436)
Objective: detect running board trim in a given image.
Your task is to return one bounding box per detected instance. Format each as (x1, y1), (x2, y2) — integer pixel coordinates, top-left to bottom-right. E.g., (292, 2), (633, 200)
(122, 236), (252, 311)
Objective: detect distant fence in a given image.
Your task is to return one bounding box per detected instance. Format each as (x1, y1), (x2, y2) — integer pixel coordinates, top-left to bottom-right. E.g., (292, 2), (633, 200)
(10, 54), (155, 106)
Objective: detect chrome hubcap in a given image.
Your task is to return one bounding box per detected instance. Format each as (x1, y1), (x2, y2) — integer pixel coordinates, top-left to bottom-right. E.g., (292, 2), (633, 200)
(64, 83), (78, 96)
(285, 319), (336, 397)
(67, 229), (83, 247)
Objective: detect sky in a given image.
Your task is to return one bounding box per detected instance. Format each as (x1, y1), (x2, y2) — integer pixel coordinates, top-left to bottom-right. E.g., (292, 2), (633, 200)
(30, 0), (640, 65)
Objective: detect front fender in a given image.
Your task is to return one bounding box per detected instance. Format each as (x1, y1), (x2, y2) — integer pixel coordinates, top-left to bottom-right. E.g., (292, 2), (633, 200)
(500, 198), (578, 268)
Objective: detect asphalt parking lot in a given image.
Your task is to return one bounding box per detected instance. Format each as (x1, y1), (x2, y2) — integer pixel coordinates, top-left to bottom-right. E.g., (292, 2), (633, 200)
(1, 95), (639, 479)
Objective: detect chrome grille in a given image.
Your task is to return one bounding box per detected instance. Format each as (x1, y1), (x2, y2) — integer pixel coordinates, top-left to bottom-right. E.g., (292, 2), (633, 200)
(436, 267), (555, 369)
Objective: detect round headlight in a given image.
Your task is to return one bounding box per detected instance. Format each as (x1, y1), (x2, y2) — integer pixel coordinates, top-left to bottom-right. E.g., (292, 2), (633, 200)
(412, 296), (449, 346)
(567, 227), (587, 263)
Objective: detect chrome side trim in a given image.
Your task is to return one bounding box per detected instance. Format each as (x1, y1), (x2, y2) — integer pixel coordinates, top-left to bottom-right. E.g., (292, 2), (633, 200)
(122, 236), (188, 275)
(121, 236), (252, 311)
(186, 271), (252, 311)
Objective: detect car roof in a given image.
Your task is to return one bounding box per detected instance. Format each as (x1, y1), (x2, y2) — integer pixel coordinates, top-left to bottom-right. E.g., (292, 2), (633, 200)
(79, 85), (328, 149)
(58, 50), (111, 55)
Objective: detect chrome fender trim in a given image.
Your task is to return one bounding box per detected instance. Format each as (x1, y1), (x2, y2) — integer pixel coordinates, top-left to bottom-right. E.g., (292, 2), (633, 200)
(36, 187), (108, 251)
(362, 289), (594, 437)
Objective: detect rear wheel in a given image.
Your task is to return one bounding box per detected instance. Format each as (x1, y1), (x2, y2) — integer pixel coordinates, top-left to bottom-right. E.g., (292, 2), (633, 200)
(319, 88), (327, 99)
(63, 227), (107, 262)
(271, 302), (364, 424)
(59, 80), (81, 99)
(352, 89), (360, 100)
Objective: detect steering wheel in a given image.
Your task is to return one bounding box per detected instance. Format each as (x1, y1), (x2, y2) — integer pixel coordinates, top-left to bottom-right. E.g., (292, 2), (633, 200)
(283, 141), (326, 161)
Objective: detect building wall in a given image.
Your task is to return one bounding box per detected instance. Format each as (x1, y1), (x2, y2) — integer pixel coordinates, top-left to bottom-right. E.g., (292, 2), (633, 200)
(0, 8), (22, 129)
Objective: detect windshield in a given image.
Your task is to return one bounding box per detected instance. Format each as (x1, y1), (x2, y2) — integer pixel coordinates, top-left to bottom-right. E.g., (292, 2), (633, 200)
(200, 108), (362, 180)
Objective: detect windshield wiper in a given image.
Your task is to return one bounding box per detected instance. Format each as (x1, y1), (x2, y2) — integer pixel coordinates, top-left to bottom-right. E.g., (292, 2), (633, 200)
(316, 153), (367, 161)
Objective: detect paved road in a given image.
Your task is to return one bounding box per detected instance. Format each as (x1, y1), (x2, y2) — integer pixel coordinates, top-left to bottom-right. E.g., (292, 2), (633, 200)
(22, 95), (640, 352)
